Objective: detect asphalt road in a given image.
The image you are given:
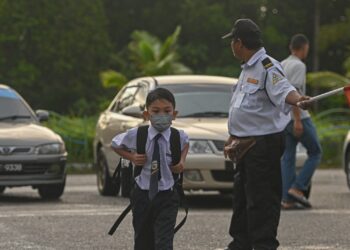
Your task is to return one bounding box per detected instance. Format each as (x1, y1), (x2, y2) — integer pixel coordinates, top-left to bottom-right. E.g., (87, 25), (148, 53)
(0, 169), (349, 250)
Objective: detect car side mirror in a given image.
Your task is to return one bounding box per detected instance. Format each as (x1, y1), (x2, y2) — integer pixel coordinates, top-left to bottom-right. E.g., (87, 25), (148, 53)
(36, 109), (49, 122)
(121, 105), (143, 118)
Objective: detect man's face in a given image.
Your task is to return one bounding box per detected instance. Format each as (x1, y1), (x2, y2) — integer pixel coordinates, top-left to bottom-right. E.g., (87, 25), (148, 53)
(301, 43), (310, 60)
(143, 98), (177, 121)
(231, 38), (243, 60)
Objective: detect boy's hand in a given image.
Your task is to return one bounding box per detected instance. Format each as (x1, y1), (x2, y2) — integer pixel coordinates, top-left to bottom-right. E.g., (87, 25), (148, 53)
(131, 153), (147, 166)
(171, 161), (184, 174)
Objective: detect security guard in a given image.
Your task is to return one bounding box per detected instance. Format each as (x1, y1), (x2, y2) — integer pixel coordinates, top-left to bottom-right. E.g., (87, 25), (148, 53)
(222, 19), (309, 250)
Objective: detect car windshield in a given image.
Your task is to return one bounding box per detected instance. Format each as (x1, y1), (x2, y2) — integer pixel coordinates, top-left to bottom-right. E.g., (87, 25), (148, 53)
(162, 83), (233, 118)
(0, 88), (35, 122)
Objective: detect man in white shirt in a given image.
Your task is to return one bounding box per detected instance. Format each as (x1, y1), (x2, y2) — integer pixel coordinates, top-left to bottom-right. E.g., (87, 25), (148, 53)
(221, 19), (310, 250)
(281, 34), (322, 209)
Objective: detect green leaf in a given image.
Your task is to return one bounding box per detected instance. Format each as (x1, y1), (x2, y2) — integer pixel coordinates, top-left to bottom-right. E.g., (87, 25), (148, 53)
(100, 70), (127, 89)
(170, 62), (192, 74)
(307, 71), (350, 89)
(160, 26), (181, 60)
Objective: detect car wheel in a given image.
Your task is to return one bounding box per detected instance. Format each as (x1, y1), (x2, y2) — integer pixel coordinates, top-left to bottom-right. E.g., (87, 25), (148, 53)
(38, 177), (66, 200)
(96, 150), (119, 196)
(0, 186), (5, 194)
(346, 149), (350, 190)
(121, 165), (133, 198)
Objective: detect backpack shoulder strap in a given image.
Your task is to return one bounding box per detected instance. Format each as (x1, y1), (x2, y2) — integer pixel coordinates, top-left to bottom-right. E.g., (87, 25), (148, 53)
(108, 125), (148, 236)
(170, 127), (181, 182)
(108, 203), (132, 235)
(111, 158), (122, 187)
(170, 127), (181, 166)
(169, 127), (188, 233)
(134, 125), (149, 177)
(137, 125), (149, 154)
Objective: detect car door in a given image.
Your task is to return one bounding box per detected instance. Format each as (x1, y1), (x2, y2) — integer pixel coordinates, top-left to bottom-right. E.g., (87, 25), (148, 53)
(120, 82), (148, 131)
(102, 83), (148, 173)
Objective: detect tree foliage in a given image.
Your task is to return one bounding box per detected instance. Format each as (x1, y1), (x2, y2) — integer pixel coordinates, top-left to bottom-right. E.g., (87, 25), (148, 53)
(0, 0), (350, 114)
(0, 0), (112, 115)
(101, 26), (192, 89)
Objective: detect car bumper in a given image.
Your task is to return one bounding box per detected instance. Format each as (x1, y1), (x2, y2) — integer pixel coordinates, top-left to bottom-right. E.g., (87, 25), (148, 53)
(182, 154), (234, 191)
(0, 154), (67, 187)
(183, 151), (307, 191)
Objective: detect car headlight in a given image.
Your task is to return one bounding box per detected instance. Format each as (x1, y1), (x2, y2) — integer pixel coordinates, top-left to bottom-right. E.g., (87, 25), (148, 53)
(35, 143), (65, 155)
(188, 140), (214, 154)
(183, 170), (203, 182)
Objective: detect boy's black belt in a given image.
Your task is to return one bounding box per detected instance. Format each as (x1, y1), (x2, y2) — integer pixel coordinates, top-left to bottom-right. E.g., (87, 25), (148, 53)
(136, 186), (173, 193)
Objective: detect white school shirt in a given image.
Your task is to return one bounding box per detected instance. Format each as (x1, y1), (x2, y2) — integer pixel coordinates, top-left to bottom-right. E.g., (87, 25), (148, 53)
(111, 125), (189, 191)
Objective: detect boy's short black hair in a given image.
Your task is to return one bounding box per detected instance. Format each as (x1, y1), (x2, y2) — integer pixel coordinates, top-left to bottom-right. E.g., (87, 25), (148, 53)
(290, 34), (309, 50)
(146, 87), (176, 108)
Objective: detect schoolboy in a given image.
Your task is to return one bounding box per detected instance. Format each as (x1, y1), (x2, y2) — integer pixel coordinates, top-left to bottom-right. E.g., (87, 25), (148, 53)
(111, 87), (189, 250)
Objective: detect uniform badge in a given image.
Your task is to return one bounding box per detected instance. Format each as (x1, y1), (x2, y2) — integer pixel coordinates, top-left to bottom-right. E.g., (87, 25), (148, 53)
(272, 73), (284, 85)
(151, 161), (158, 175)
(247, 78), (259, 84)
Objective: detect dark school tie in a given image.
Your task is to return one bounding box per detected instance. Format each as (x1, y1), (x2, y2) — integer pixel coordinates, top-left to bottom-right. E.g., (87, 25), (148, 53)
(149, 133), (162, 200)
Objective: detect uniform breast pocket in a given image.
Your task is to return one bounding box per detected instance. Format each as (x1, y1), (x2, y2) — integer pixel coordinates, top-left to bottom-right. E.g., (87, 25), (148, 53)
(241, 83), (263, 108)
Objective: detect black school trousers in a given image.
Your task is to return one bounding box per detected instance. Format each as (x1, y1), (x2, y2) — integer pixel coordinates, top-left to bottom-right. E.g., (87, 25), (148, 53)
(228, 132), (285, 250)
(131, 185), (179, 250)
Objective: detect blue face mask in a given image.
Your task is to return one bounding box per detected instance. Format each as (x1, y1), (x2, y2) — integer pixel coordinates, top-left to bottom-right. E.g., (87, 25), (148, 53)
(150, 114), (173, 132)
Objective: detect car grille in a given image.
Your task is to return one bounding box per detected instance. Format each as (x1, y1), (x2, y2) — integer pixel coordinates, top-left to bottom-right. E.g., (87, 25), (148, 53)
(212, 140), (225, 151)
(12, 147), (32, 154)
(0, 146), (32, 155)
(211, 161), (235, 182)
(0, 163), (49, 175)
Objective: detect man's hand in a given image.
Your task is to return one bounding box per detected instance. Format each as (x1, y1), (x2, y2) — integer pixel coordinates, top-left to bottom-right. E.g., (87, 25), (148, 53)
(224, 136), (233, 159)
(171, 161), (184, 173)
(293, 120), (303, 138)
(286, 91), (311, 110)
(297, 96), (311, 110)
(131, 153), (147, 166)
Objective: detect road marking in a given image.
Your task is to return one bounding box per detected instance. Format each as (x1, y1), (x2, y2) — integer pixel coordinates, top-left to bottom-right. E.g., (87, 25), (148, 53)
(4, 185), (98, 193)
(1, 206), (350, 218)
(215, 245), (348, 250)
(282, 209), (350, 215)
(280, 245), (347, 250)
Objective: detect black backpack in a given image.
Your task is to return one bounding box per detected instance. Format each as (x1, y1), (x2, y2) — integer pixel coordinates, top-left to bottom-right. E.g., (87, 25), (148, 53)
(108, 125), (188, 235)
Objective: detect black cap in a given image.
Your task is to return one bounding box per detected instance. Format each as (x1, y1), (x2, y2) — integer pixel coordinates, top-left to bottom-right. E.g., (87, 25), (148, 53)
(222, 18), (261, 41)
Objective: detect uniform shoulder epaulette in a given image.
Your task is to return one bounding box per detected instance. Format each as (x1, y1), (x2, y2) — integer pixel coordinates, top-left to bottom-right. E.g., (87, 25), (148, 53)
(261, 57), (273, 70)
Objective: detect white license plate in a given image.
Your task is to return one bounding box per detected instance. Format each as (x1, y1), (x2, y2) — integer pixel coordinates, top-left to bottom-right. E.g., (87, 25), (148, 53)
(3, 164), (22, 172)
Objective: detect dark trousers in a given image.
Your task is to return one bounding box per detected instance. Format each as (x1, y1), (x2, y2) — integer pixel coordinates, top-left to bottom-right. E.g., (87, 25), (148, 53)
(131, 186), (179, 250)
(228, 132), (284, 250)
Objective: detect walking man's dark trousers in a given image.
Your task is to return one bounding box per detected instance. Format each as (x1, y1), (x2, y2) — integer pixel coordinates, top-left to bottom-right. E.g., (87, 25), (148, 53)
(228, 132), (285, 250)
